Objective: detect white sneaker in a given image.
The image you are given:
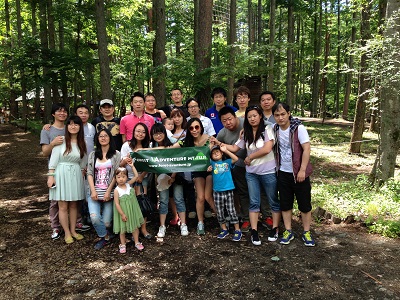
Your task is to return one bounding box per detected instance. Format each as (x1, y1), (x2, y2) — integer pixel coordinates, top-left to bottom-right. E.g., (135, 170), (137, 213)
(180, 224), (189, 236)
(157, 225), (166, 238)
(188, 211), (196, 219)
(51, 228), (61, 240)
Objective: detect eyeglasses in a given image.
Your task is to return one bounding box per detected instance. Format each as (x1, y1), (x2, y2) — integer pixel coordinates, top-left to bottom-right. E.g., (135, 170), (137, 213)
(189, 125), (200, 131)
(153, 132), (164, 137)
(188, 105), (199, 109)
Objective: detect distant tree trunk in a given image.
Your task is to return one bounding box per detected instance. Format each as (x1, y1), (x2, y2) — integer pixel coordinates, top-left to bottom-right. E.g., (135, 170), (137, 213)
(349, 3), (371, 153)
(59, 16), (69, 108)
(319, 1), (330, 119)
(95, 0), (112, 100)
(248, 0), (255, 52)
(194, 0), (213, 110)
(286, 0), (295, 107)
(335, 0), (341, 117)
(257, 0), (262, 45)
(370, 0), (400, 186)
(311, 0), (322, 117)
(227, 0), (237, 103)
(39, 0), (52, 123)
(75, 0), (83, 111)
(267, 0), (276, 90)
(30, 0), (41, 119)
(343, 10), (356, 120)
(47, 0), (60, 103)
(152, 0), (167, 107)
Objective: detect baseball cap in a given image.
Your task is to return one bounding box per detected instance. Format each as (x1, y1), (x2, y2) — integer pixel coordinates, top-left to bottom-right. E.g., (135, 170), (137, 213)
(100, 99), (114, 107)
(210, 145), (220, 154)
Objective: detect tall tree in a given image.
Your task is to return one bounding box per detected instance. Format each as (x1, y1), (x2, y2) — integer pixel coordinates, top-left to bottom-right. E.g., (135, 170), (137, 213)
(95, 0), (112, 100)
(152, 0), (167, 107)
(227, 0), (237, 102)
(286, 0), (295, 107)
(335, 0), (341, 117)
(370, 0), (400, 185)
(310, 0), (322, 117)
(349, 3), (371, 153)
(267, 0), (276, 90)
(194, 0), (213, 109)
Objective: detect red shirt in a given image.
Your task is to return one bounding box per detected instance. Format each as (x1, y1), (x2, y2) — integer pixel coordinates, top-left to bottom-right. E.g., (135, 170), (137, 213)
(120, 112), (155, 141)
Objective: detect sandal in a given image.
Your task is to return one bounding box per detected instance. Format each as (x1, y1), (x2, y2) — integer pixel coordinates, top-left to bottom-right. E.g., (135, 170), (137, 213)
(72, 233), (84, 240)
(119, 244), (126, 254)
(65, 236), (74, 244)
(135, 242), (144, 251)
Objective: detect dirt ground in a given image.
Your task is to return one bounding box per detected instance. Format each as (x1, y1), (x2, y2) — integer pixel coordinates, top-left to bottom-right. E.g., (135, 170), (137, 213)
(0, 124), (399, 300)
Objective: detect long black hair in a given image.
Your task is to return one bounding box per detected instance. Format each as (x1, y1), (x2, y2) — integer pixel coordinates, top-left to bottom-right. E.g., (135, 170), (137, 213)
(150, 123), (172, 147)
(64, 116), (86, 158)
(129, 123), (150, 150)
(184, 117), (204, 147)
(94, 128), (117, 160)
(243, 106), (265, 146)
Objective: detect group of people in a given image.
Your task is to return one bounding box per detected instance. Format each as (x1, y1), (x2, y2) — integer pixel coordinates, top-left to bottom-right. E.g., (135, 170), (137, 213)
(40, 86), (315, 254)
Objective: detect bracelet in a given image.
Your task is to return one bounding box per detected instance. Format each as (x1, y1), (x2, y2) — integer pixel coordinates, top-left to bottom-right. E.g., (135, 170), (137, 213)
(47, 173), (55, 176)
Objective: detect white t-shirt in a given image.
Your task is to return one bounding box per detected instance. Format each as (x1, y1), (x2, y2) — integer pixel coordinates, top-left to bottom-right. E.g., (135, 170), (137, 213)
(278, 124), (310, 173)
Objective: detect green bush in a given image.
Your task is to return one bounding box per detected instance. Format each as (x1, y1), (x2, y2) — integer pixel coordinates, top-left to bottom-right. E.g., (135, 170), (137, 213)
(366, 218), (400, 238)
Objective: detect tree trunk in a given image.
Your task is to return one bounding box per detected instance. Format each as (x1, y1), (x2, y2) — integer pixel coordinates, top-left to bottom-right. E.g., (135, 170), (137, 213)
(335, 0), (341, 117)
(370, 0), (400, 185)
(47, 0), (59, 104)
(152, 0), (167, 107)
(194, 0), (213, 110)
(349, 3), (371, 153)
(227, 0), (237, 103)
(343, 10), (356, 120)
(319, 1), (329, 119)
(248, 0), (255, 52)
(95, 0), (112, 100)
(286, 0), (295, 107)
(267, 0), (276, 90)
(311, 0), (322, 117)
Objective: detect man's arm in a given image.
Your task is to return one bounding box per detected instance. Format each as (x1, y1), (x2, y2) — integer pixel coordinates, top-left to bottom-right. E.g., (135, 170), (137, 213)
(41, 135), (64, 157)
(297, 142), (310, 183)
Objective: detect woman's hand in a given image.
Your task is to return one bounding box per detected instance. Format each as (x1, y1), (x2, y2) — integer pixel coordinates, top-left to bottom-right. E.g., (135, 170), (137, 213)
(47, 176), (55, 188)
(91, 190), (98, 200)
(103, 191), (111, 202)
(244, 156), (253, 166)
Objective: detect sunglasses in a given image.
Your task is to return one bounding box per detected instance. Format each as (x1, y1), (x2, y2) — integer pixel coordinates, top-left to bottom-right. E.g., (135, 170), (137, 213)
(189, 125), (200, 131)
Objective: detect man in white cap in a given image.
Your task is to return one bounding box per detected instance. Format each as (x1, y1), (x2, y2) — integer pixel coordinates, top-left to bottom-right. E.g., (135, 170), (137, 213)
(91, 99), (123, 150)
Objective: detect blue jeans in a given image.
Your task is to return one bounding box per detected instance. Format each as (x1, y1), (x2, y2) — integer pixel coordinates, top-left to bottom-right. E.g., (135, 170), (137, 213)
(87, 191), (113, 238)
(246, 172), (280, 213)
(159, 183), (186, 215)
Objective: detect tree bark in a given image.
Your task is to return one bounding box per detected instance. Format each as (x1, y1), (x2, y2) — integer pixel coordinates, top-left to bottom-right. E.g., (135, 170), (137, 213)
(319, 1), (330, 120)
(47, 0), (60, 103)
(152, 0), (167, 107)
(349, 3), (371, 153)
(95, 0), (112, 100)
(286, 0), (295, 107)
(311, 0), (322, 117)
(343, 10), (356, 120)
(227, 0), (237, 103)
(267, 0), (276, 90)
(370, 0), (400, 185)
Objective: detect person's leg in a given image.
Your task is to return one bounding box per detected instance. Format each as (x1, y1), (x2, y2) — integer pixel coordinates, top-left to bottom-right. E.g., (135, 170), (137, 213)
(102, 201), (113, 237)
(49, 200), (60, 229)
(245, 172), (261, 231)
(213, 191), (226, 228)
(157, 189), (169, 237)
(260, 173), (281, 229)
(232, 166), (249, 222)
(87, 196), (107, 238)
(184, 180), (196, 217)
(58, 201), (71, 239)
(225, 190), (239, 227)
(204, 175), (216, 213)
(277, 171), (295, 231)
(173, 184), (187, 224)
(294, 177), (312, 232)
(194, 177), (206, 223)
(68, 201), (78, 236)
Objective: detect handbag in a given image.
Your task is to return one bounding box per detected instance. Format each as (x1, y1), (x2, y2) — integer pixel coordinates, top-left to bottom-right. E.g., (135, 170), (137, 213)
(137, 193), (154, 215)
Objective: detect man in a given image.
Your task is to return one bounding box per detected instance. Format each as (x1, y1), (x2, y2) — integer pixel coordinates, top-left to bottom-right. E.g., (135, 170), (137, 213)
(91, 99), (123, 150)
(234, 86), (251, 118)
(260, 91), (277, 124)
(120, 92), (155, 143)
(211, 106), (250, 232)
(272, 102), (315, 247)
(144, 92), (166, 123)
(161, 88), (189, 118)
(205, 87), (237, 135)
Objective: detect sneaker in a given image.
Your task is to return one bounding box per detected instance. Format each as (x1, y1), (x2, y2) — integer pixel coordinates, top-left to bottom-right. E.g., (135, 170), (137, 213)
(180, 224), (189, 236)
(232, 230), (242, 242)
(280, 230), (294, 245)
(241, 221), (250, 233)
(188, 211), (197, 219)
(197, 222), (205, 235)
(169, 218), (181, 226)
(51, 228), (61, 240)
(119, 244), (126, 254)
(204, 210), (213, 218)
(302, 231), (315, 247)
(268, 227), (279, 242)
(251, 229), (261, 246)
(217, 229), (229, 239)
(75, 223), (91, 232)
(157, 225), (166, 238)
(135, 242), (144, 251)
(94, 237), (109, 250)
(261, 217), (273, 229)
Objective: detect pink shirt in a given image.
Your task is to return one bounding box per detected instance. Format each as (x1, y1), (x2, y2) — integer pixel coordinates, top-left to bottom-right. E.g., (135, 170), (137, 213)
(120, 112), (155, 141)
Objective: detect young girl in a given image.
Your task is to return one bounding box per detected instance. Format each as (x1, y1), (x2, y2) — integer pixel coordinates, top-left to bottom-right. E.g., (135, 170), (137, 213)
(113, 166), (145, 253)
(120, 123), (152, 239)
(149, 123), (188, 237)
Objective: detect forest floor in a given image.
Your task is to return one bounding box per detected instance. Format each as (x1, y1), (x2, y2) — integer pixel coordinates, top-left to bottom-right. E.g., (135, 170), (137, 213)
(0, 123), (399, 300)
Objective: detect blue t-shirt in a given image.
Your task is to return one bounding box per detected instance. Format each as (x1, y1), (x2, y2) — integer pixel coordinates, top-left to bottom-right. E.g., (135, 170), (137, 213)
(210, 158), (235, 192)
(205, 104), (237, 135)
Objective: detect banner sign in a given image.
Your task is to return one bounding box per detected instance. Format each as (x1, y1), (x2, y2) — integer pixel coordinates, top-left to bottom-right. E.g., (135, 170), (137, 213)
(131, 146), (210, 173)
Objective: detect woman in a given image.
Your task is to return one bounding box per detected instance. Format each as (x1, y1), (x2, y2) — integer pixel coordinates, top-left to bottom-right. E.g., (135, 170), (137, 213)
(87, 128), (121, 250)
(186, 98), (216, 136)
(224, 106), (280, 246)
(171, 118), (216, 235)
(120, 123), (152, 239)
(148, 123), (188, 237)
(170, 108), (187, 142)
(47, 116), (87, 244)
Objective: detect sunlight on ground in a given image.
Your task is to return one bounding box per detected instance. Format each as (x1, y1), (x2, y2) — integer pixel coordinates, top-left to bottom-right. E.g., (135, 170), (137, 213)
(0, 142), (11, 148)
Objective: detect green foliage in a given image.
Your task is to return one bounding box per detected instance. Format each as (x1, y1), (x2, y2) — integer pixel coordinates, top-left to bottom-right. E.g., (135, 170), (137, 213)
(366, 218), (400, 238)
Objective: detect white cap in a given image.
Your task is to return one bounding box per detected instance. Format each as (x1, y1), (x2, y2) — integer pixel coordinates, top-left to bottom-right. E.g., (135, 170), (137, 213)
(156, 174), (172, 191)
(99, 99), (114, 106)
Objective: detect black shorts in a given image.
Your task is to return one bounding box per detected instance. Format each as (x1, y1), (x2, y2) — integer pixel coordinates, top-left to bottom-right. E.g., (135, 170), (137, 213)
(191, 171), (210, 180)
(277, 170), (312, 212)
